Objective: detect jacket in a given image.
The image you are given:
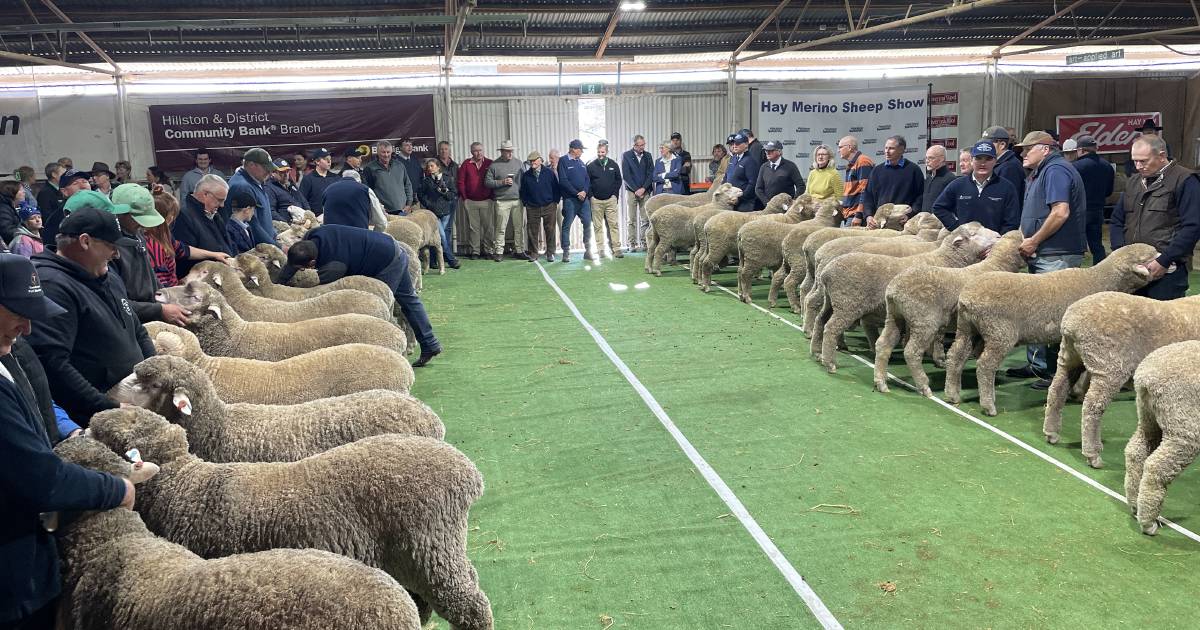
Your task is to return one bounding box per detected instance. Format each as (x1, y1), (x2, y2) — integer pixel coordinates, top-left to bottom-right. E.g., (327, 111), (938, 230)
(1111, 161), (1200, 268)
(225, 168), (276, 246)
(755, 158), (806, 206)
(1020, 151), (1086, 256)
(621, 149), (654, 192)
(363, 158), (414, 213)
(278, 225), (397, 284)
(39, 189), (68, 252)
(675, 148), (694, 193)
(931, 174), (1021, 234)
(520, 167), (560, 207)
(395, 154), (425, 198)
(557, 155), (590, 200)
(841, 152), (874, 219)
(225, 217), (255, 254)
(653, 155), (683, 195)
(173, 193), (234, 278)
(0, 194), (19, 244)
(1071, 152), (1114, 216)
(724, 151), (763, 211)
(265, 177), (307, 223)
(918, 165), (955, 213)
(587, 156), (623, 200)
(418, 174), (457, 218)
(35, 184), (62, 234)
(456, 158), (493, 203)
(9, 226), (43, 258)
(993, 150), (1026, 201)
(28, 251), (155, 424)
(485, 159), (523, 201)
(321, 179), (375, 229)
(298, 169), (339, 215)
(9, 338), (59, 443)
(863, 158), (924, 218)
(110, 230), (164, 323)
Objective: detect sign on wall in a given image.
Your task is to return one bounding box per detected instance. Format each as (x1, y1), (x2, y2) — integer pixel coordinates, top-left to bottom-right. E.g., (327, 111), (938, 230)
(756, 87), (930, 171)
(1055, 111), (1159, 154)
(928, 90), (961, 169)
(149, 94), (436, 172)
(0, 91), (43, 175)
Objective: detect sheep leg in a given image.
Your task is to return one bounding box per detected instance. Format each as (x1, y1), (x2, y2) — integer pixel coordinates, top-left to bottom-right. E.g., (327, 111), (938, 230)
(873, 314), (904, 393)
(801, 279), (826, 337)
(797, 266), (816, 320)
(737, 262), (759, 304)
(808, 293), (832, 360)
(1136, 436), (1199, 536)
(1043, 340), (1083, 444)
(819, 311), (856, 373)
(420, 247), (431, 273)
(1123, 418), (1154, 516)
(1079, 370), (1127, 469)
(768, 265), (786, 308)
(943, 318), (977, 405)
(783, 263), (804, 314)
(688, 243), (701, 283)
(903, 323), (941, 398)
(644, 228), (658, 273)
(414, 542), (495, 630)
(434, 240), (446, 275)
(974, 332), (1017, 417)
(929, 335), (947, 368)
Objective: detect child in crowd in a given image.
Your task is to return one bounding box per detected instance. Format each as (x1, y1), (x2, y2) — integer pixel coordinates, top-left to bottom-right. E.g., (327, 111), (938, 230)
(224, 188), (258, 254)
(9, 206), (44, 257)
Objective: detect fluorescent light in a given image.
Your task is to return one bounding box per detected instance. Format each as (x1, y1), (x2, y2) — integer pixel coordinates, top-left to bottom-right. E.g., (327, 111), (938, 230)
(620, 1), (646, 10)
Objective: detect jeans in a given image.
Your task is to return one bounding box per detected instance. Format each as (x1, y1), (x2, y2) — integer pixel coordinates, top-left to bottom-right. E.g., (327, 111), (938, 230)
(1085, 209), (1106, 263)
(437, 210), (458, 265)
(384, 242), (440, 354)
(561, 196), (593, 253)
(1135, 262), (1190, 300)
(1026, 254), (1083, 374)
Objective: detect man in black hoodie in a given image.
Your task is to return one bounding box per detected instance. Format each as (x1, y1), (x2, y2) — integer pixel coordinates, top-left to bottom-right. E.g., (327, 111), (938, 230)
(587, 140), (623, 258)
(28, 207), (155, 425)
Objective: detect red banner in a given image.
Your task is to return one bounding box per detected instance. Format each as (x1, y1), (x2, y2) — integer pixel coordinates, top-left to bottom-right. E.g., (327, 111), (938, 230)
(930, 92), (958, 106)
(1055, 112), (1160, 154)
(930, 138), (958, 150)
(149, 94), (436, 172)
(929, 115), (958, 128)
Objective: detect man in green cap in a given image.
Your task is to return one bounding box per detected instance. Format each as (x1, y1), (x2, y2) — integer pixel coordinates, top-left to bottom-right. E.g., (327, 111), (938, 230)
(226, 147), (278, 247)
(103, 183), (193, 325)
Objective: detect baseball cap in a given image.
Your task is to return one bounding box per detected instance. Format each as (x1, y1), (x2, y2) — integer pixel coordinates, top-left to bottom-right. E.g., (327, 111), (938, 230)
(229, 188), (258, 210)
(726, 133), (737, 144)
(763, 140), (783, 151)
(18, 206), (41, 221)
(970, 140), (997, 158)
(343, 146), (366, 159)
(670, 132), (682, 140)
(58, 169), (89, 189)
(0, 253), (66, 320)
(271, 158), (291, 171)
(597, 139), (609, 147)
(58, 206), (138, 247)
(243, 147), (273, 169)
(1061, 138), (1079, 152)
(111, 183), (165, 228)
(64, 190), (132, 216)
(1076, 134), (1098, 149)
(569, 139), (584, 150)
(981, 126), (1010, 141)
(90, 161), (116, 179)
(527, 151), (543, 162)
(312, 148), (331, 160)
(731, 132), (749, 145)
(1014, 130), (1056, 148)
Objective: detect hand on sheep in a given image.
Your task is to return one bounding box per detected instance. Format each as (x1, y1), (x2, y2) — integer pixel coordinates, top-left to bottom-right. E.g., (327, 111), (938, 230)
(161, 303), (193, 327)
(1018, 237), (1039, 258)
(865, 215), (878, 229)
(850, 216), (863, 227)
(119, 478), (136, 510)
(1146, 259), (1168, 280)
(208, 252), (230, 262)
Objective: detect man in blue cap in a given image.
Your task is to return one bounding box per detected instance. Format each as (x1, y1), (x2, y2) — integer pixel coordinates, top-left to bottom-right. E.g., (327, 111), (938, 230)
(0, 252), (136, 630)
(39, 169), (91, 251)
(930, 139), (1021, 234)
(724, 132), (763, 211)
(557, 139), (593, 261)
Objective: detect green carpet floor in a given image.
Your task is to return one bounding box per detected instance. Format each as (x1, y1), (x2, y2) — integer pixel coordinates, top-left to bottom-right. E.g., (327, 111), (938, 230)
(410, 254), (1200, 629)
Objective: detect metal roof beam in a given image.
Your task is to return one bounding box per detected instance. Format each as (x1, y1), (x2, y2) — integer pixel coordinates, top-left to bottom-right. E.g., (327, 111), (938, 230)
(0, 48), (118, 75)
(38, 0), (119, 72)
(445, 0), (476, 64)
(990, 0), (1088, 57)
(594, 1), (622, 59)
(994, 22), (1200, 57)
(732, 0), (792, 60)
(0, 14), (526, 35)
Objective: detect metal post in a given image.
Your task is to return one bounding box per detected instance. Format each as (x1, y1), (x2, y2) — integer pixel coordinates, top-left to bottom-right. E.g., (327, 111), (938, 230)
(442, 60), (453, 149)
(727, 61), (738, 130)
(114, 73), (130, 163)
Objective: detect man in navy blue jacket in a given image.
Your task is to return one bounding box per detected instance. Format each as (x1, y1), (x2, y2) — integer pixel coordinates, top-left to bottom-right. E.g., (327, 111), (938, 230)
(931, 140), (1020, 234)
(0, 253), (134, 629)
(723, 132), (762, 211)
(520, 152), (560, 262)
(1070, 135), (1115, 263)
(557, 139), (592, 261)
(982, 126), (1027, 202)
(224, 148), (277, 246)
(864, 135), (924, 227)
(621, 135), (654, 251)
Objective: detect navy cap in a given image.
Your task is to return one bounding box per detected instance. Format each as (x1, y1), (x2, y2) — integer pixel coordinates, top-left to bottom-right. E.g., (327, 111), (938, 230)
(312, 148), (331, 160)
(981, 126), (1010, 141)
(970, 140), (997, 158)
(670, 132), (682, 140)
(763, 140), (783, 151)
(271, 158), (291, 171)
(726, 134), (736, 144)
(0, 253), (66, 320)
(58, 169), (89, 188)
(1076, 134), (1098, 149)
(731, 133), (749, 145)
(569, 139), (584, 150)
(739, 128), (752, 136)
(58, 206), (138, 247)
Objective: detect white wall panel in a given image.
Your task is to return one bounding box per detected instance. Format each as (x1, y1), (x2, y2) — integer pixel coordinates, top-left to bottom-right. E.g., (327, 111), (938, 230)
(606, 94), (671, 249)
(991, 71), (1033, 136)
(671, 93), (729, 180)
(450, 99), (509, 161)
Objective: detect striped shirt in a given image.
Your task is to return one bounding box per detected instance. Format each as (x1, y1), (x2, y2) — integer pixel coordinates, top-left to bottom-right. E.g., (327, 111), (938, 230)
(841, 152), (875, 219)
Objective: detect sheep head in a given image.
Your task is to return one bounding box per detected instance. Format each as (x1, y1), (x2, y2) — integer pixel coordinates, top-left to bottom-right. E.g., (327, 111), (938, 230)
(155, 281), (229, 324)
(715, 183), (744, 205)
(1099, 243), (1160, 289)
(983, 230), (1026, 268)
(814, 199), (842, 220)
(88, 407), (191, 466)
(272, 220), (291, 235)
(250, 244), (287, 279)
(234, 253), (268, 288)
(765, 193), (793, 214)
(109, 355), (213, 421)
(875, 204), (911, 230)
(143, 322), (203, 362)
(55, 435), (160, 485)
(181, 261), (240, 292)
(943, 222), (1001, 260)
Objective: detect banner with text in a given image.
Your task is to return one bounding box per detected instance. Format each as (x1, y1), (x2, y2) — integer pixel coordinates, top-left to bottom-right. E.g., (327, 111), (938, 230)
(149, 94), (436, 172)
(1055, 111), (1160, 154)
(0, 91), (43, 175)
(756, 87), (930, 172)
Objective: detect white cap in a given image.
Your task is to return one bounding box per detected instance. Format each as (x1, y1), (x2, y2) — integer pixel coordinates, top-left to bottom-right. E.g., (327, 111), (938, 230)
(1061, 138), (1078, 152)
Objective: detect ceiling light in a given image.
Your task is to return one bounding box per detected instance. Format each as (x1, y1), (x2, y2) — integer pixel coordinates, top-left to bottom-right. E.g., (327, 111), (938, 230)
(620, 1), (646, 10)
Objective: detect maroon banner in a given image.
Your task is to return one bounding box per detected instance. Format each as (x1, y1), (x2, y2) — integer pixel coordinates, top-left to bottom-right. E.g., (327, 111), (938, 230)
(930, 92), (958, 106)
(149, 94), (436, 172)
(1055, 111), (1160, 154)
(929, 115), (958, 128)
(930, 137), (958, 150)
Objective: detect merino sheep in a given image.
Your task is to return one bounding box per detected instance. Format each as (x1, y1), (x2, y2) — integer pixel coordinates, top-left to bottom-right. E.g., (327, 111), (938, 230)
(1043, 293), (1200, 468)
(873, 230), (1026, 395)
(943, 243), (1159, 417)
(110, 355), (443, 462)
(686, 204), (734, 283)
(645, 183), (743, 276)
(156, 281), (407, 360)
(231, 252), (395, 306)
(250, 243), (319, 287)
(52, 437), (422, 630)
(144, 322), (415, 400)
(183, 261), (392, 323)
(645, 185), (719, 216)
(740, 198), (842, 305)
(87, 407), (492, 630)
(1124, 340), (1200, 535)
(694, 192), (795, 291)
(386, 210), (444, 274)
(811, 222), (1001, 371)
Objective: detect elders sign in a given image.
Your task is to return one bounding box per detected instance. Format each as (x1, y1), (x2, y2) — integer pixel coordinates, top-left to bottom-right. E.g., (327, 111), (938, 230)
(149, 94), (436, 172)
(1055, 112), (1160, 154)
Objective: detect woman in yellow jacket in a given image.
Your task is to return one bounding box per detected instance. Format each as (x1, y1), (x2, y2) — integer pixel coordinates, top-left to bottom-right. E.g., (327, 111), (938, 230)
(806, 144), (842, 201)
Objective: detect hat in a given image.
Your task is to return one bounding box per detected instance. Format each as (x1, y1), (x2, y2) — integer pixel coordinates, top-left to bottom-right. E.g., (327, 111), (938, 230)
(670, 132), (682, 140)
(726, 133), (737, 144)
(229, 188), (258, 210)
(311, 148), (331, 160)
(243, 148), (273, 170)
(58, 169), (89, 188)
(731, 132), (749, 145)
(271, 158), (291, 171)
(527, 151), (543, 162)
(343, 146), (366, 159)
(1014, 130), (1057, 148)
(0, 253), (66, 320)
(981, 126), (1010, 141)
(18, 205), (40, 222)
(90, 161), (116, 179)
(111, 183), (164, 228)
(1061, 138), (1079, 152)
(1138, 118), (1163, 131)
(763, 140), (783, 151)
(970, 140), (997, 158)
(58, 206), (138, 247)
(64, 190), (132, 216)
(597, 139), (609, 147)
(498, 140), (515, 151)
(568, 139), (584, 150)
(1076, 134), (1098, 149)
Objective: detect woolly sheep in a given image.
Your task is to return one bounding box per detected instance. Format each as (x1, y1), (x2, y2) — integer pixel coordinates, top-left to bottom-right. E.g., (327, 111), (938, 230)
(694, 192), (795, 291)
(87, 407), (491, 630)
(250, 243), (320, 287)
(52, 437), (422, 630)
(645, 185), (719, 216)
(1124, 340), (1200, 535)
(386, 209), (444, 274)
(873, 230), (1026, 395)
(183, 261), (393, 323)
(1043, 293), (1200, 468)
(739, 198), (842, 305)
(685, 203), (732, 284)
(232, 252), (396, 308)
(943, 243), (1159, 417)
(143, 322), (415, 400)
(811, 222), (1001, 372)
(645, 183), (743, 276)
(155, 281), (407, 360)
(110, 355), (443, 462)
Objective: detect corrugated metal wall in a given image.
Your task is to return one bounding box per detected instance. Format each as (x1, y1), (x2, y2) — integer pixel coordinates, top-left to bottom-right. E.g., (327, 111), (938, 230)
(606, 94), (672, 249)
(671, 93), (730, 179)
(993, 71), (1032, 136)
(450, 99), (510, 159)
(509, 97), (578, 159)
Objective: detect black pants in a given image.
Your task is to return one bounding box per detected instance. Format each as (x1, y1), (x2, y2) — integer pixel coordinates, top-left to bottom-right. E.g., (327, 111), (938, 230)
(1135, 262), (1190, 300)
(0, 600), (56, 630)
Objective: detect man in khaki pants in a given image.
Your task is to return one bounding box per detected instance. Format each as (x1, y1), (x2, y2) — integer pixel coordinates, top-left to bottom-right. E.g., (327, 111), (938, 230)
(620, 135), (654, 251)
(456, 142), (493, 259)
(485, 140), (526, 261)
(587, 139), (623, 258)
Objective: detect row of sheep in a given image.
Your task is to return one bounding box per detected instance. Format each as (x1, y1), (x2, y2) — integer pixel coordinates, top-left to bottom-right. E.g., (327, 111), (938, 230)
(643, 187), (1194, 537)
(52, 226), (493, 628)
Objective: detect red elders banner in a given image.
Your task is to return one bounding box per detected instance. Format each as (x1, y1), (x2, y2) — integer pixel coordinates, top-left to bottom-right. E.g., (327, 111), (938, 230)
(1055, 112), (1160, 154)
(149, 94), (436, 172)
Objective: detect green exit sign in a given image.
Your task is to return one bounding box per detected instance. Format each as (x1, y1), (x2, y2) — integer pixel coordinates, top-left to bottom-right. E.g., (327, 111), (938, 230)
(580, 83), (603, 95)
(1066, 48), (1124, 65)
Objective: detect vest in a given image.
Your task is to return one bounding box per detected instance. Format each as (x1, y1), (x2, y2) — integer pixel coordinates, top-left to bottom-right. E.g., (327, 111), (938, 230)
(1124, 161), (1196, 264)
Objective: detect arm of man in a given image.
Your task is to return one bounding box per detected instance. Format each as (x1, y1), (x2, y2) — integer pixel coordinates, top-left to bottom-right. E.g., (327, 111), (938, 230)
(455, 165), (468, 199)
(402, 170), (415, 210)
(557, 161), (580, 197)
(27, 288), (119, 419)
(908, 167), (926, 214)
(315, 261), (350, 284)
(861, 169), (879, 221)
(135, 319), (155, 359)
(754, 164), (770, 206)
(929, 180), (960, 230)
(1155, 175), (1200, 269)
(484, 165), (502, 189)
(1021, 201), (1070, 257)
(1001, 185), (1022, 234)
(1108, 192), (1128, 250)
(367, 189), (389, 232)
(790, 163), (807, 197)
(55, 404), (82, 442)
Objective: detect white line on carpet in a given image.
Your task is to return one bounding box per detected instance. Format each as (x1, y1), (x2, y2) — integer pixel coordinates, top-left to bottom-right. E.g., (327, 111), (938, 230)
(710, 283), (1200, 545)
(534, 262), (843, 630)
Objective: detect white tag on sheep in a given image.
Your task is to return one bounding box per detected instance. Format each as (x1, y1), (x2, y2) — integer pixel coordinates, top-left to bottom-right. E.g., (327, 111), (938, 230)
(271, 260), (282, 269)
(172, 390), (193, 416)
(609, 283), (628, 291)
(634, 282), (650, 290)
(212, 273), (222, 287)
(206, 304), (222, 320)
(250, 275), (260, 287)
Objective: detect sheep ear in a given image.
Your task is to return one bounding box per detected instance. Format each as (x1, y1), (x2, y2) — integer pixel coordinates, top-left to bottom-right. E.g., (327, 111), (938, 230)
(249, 274), (260, 287)
(953, 235), (967, 246)
(211, 273), (223, 287)
(206, 304), (222, 320)
(129, 460), (160, 484)
(172, 389), (192, 416)
(1134, 264), (1152, 279)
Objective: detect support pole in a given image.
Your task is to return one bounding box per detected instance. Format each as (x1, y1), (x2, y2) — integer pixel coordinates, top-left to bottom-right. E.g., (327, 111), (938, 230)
(727, 62), (738, 131)
(114, 73), (129, 163)
(442, 61), (453, 150)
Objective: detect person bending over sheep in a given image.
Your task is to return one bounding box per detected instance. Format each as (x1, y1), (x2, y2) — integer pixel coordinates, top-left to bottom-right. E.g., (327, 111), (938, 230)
(279, 224), (440, 367)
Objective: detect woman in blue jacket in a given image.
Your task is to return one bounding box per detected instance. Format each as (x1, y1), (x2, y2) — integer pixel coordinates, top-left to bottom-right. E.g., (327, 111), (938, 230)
(653, 142), (683, 195)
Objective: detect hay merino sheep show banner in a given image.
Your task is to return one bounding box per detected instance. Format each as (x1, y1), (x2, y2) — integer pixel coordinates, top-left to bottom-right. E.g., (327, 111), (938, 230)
(149, 94), (436, 172)
(755, 87), (930, 171)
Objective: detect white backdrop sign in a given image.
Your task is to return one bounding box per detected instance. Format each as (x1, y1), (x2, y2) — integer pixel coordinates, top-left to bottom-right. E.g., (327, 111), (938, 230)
(0, 91), (42, 175)
(756, 87), (930, 171)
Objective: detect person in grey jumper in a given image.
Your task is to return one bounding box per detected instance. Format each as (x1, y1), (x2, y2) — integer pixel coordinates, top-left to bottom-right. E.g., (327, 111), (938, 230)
(484, 141), (525, 261)
(176, 149), (224, 206)
(362, 140), (413, 215)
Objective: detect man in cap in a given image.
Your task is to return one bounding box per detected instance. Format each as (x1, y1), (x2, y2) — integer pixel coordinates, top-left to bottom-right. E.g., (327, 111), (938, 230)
(837, 135), (874, 226)
(1111, 133), (1200, 300)
(981, 125), (1026, 200)
(755, 140), (805, 207)
(41, 169), (91, 249)
(365, 140), (416, 218)
(863, 135), (924, 228)
(485, 140), (526, 261)
(1069, 134), (1114, 263)
(520, 151), (560, 262)
(587, 139), (623, 259)
(0, 253), (136, 630)
(1007, 130), (1087, 387)
(741, 128), (767, 164)
(621, 134), (654, 252)
(723, 132), (763, 212)
(1060, 138), (1080, 162)
(177, 148), (224, 206)
(558, 139), (593, 261)
(930, 140), (1020, 234)
(917, 144), (954, 213)
(105, 184), (197, 326)
(28, 207), (156, 424)
(670, 132), (693, 194)
(225, 147), (277, 246)
(265, 157), (308, 223)
(88, 162), (115, 198)
(298, 148), (339, 216)
(341, 147), (366, 176)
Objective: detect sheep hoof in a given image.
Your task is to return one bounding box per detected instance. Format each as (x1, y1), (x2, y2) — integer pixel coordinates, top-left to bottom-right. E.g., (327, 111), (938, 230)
(701, 285), (711, 293)
(1142, 520), (1160, 536)
(874, 381), (889, 393)
(1086, 454), (1104, 469)
(932, 358), (947, 369)
(824, 361), (837, 374)
(944, 394), (960, 405)
(767, 299), (777, 308)
(1045, 432), (1060, 445)
(740, 295), (751, 304)
(982, 405), (997, 417)
(654, 271), (662, 277)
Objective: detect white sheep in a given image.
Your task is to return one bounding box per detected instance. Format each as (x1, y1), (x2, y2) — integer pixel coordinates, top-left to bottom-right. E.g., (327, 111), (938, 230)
(645, 183), (743, 276)
(183, 261), (393, 323)
(739, 198), (842, 306)
(694, 192), (795, 291)
(232, 252), (396, 308)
